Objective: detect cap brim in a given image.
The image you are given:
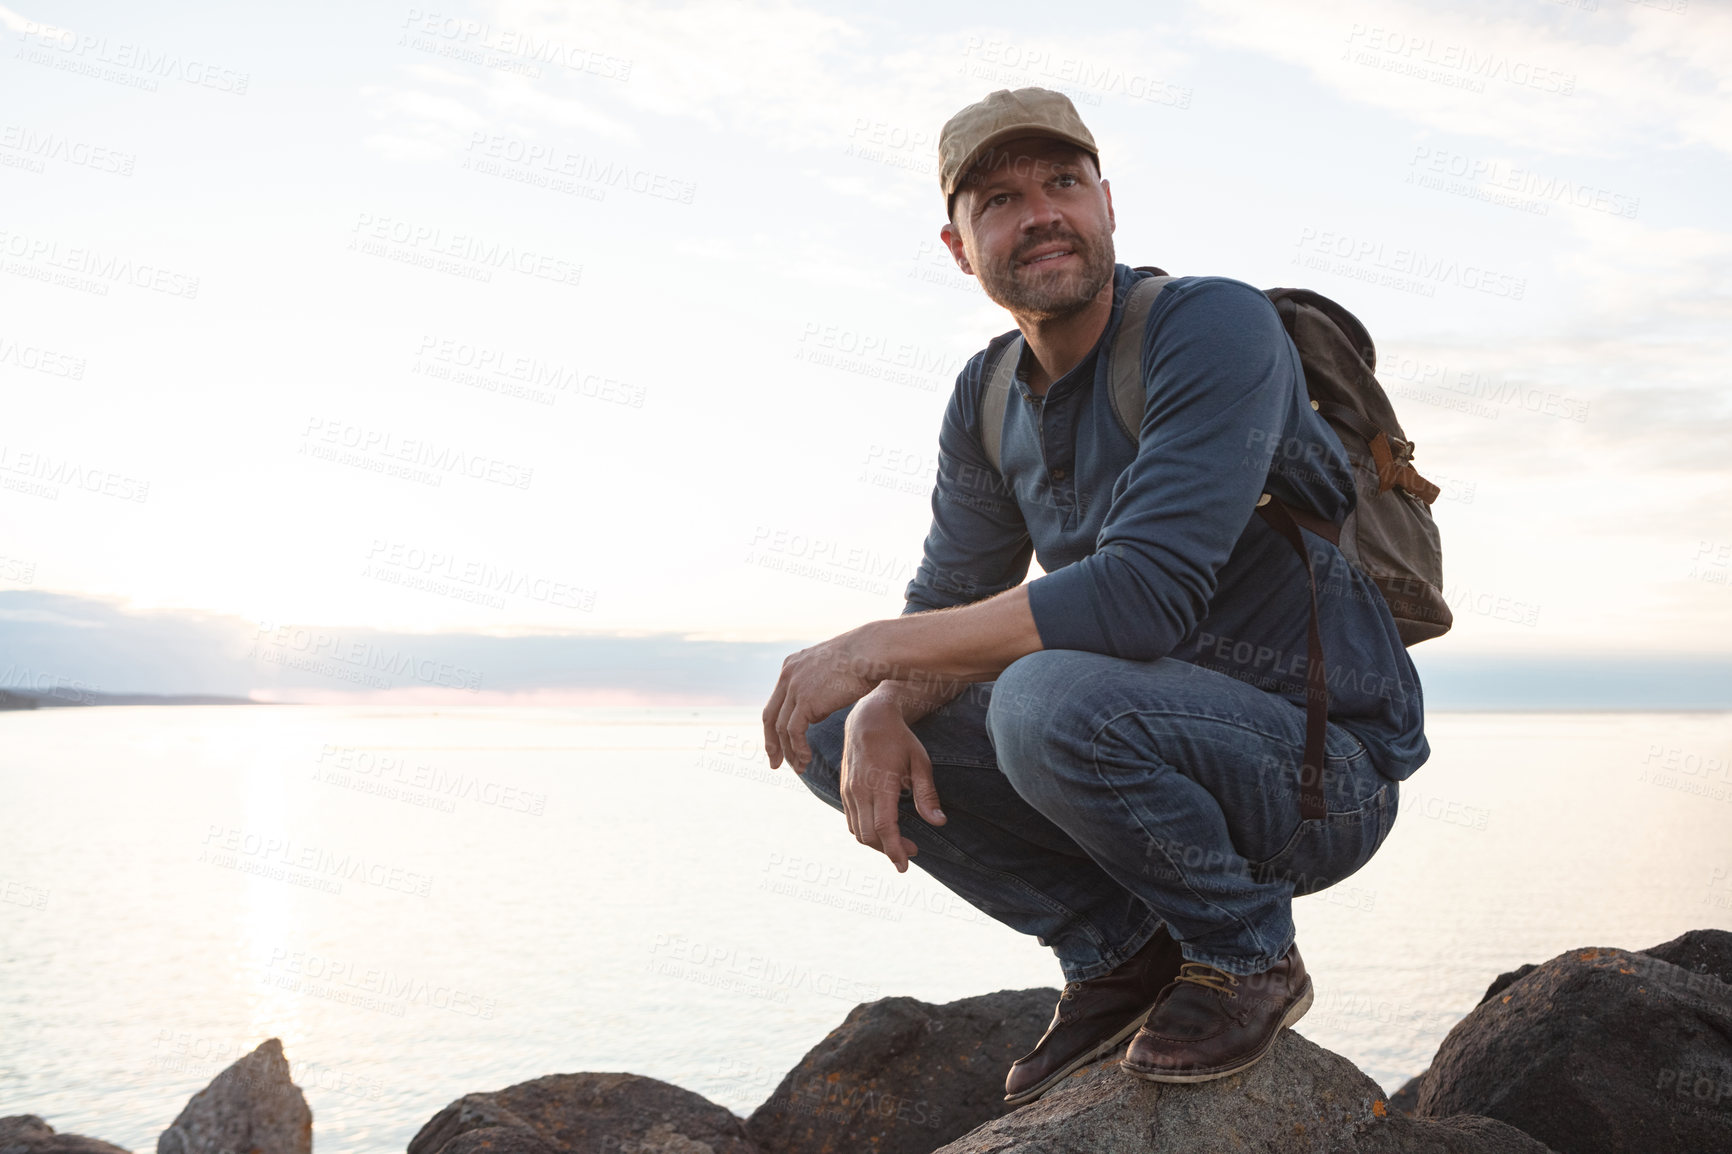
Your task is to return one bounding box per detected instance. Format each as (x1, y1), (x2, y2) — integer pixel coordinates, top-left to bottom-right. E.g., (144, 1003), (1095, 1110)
(948, 125), (1098, 199)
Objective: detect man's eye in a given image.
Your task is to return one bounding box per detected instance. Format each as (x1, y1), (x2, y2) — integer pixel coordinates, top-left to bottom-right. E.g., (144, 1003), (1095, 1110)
(1054, 173), (1078, 188)
(989, 193), (1010, 207)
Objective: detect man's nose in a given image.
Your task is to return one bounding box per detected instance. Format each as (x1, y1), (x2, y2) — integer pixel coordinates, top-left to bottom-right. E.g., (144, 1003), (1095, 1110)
(1019, 187), (1064, 232)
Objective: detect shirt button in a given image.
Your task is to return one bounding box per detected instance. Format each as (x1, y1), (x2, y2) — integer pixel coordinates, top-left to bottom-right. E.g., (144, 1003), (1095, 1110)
(1051, 467), (1068, 481)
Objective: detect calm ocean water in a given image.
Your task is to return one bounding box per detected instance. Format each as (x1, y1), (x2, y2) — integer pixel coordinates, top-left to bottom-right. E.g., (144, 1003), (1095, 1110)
(1, 705), (1728, 1151)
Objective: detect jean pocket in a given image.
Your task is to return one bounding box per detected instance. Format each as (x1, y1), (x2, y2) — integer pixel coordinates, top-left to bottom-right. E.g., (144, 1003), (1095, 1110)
(1249, 778), (1398, 896)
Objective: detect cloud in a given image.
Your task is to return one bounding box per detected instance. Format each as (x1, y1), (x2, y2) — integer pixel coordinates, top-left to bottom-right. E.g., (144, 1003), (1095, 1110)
(1194, 0), (1732, 159)
(0, 591), (792, 702)
(378, 1), (1199, 167)
(0, 5), (39, 33)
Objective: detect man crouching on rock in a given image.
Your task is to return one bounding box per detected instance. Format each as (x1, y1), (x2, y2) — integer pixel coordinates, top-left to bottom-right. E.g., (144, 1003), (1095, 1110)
(761, 87), (1427, 1105)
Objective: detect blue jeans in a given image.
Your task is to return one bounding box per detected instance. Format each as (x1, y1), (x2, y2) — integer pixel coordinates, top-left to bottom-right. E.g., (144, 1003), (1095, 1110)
(799, 650), (1399, 982)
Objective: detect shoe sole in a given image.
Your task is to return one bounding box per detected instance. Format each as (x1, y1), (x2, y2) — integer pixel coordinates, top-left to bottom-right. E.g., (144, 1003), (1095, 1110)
(1118, 976), (1314, 1084)
(1003, 1000), (1162, 1107)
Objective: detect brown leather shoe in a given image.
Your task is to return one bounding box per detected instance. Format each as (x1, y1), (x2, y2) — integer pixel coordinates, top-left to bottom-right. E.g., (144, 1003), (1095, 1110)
(1003, 926), (1185, 1106)
(1119, 942), (1314, 1083)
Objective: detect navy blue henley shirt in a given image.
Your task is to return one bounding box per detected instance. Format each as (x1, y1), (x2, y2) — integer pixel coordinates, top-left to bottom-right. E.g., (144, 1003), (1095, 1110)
(902, 263), (1430, 783)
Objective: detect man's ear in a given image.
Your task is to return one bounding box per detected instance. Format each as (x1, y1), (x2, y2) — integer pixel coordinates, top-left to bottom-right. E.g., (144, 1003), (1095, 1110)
(1102, 177), (1115, 233)
(940, 221), (974, 276)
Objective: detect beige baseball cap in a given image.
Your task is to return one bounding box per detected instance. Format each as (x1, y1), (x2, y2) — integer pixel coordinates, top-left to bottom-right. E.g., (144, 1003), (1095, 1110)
(939, 87), (1099, 210)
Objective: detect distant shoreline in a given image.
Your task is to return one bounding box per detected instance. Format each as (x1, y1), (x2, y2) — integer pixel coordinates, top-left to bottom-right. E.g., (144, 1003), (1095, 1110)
(1, 690), (1727, 714)
(0, 689), (263, 710)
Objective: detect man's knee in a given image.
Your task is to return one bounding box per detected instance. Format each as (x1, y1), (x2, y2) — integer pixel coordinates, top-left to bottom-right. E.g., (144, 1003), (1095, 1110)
(987, 650), (1091, 795)
(987, 650), (1059, 734)
(983, 651), (1087, 741)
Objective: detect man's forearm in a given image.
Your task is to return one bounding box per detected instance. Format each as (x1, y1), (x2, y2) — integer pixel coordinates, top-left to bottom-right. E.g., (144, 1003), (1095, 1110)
(858, 584), (1044, 688)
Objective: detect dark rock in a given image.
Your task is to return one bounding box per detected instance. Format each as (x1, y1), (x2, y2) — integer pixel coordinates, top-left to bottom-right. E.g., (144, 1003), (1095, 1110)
(1388, 1072), (1424, 1115)
(744, 987), (1057, 1154)
(407, 1072), (758, 1154)
(1414, 944), (1732, 1154)
(156, 1038), (311, 1154)
(433, 1131), (562, 1154)
(1358, 1115), (1562, 1154)
(930, 1032), (1555, 1152)
(0, 1115), (132, 1153)
(1642, 927), (1732, 989)
(1476, 963), (1538, 1007)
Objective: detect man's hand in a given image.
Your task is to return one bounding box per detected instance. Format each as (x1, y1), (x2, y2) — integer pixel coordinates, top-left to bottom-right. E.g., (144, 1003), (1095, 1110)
(840, 698), (946, 872)
(763, 590), (1041, 774)
(762, 627), (882, 773)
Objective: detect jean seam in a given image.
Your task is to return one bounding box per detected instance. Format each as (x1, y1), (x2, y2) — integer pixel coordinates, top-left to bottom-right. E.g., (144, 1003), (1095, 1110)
(1179, 940), (1292, 976)
(1077, 908), (1170, 982)
(1259, 784), (1395, 891)
(889, 796), (1116, 962)
(1086, 712), (1281, 966)
(804, 756), (1118, 961)
(1090, 702), (1367, 764)
(1097, 703), (1377, 813)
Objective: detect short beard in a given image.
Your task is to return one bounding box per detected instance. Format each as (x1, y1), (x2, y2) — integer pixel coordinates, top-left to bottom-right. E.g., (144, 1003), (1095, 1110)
(975, 224), (1116, 321)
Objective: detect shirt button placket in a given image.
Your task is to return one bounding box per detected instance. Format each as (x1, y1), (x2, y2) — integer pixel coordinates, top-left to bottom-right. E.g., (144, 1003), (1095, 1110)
(1045, 399), (1079, 528)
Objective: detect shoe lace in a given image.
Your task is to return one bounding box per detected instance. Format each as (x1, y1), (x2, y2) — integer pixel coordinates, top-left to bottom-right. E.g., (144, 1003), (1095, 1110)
(1174, 962), (1239, 998)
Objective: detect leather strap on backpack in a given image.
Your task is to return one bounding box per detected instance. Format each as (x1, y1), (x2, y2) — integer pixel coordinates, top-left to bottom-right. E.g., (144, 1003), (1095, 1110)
(1314, 400), (1442, 506)
(1254, 494), (1341, 823)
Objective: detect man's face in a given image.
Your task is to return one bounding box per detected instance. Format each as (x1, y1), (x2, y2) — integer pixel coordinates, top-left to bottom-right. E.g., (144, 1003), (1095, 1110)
(942, 137), (1116, 322)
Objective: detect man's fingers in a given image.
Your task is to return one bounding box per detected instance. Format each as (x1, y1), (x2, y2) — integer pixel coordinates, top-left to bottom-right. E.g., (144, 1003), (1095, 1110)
(908, 745), (945, 826)
(872, 800), (906, 871)
(787, 709), (813, 773)
(842, 766), (865, 841)
(774, 690), (805, 773)
(761, 677), (787, 768)
(868, 764), (912, 870)
(839, 740), (855, 838)
(839, 724), (930, 872)
(843, 759), (878, 846)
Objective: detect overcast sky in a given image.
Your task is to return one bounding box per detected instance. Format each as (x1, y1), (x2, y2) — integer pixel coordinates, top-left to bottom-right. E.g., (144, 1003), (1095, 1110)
(3, 0), (1727, 662)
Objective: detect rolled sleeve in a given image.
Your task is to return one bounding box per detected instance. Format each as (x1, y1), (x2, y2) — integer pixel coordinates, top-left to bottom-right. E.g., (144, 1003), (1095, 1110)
(1026, 279), (1302, 659)
(902, 353), (1034, 614)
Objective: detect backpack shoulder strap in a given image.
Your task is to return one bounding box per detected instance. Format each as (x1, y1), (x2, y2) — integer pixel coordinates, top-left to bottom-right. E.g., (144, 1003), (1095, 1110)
(986, 269), (1176, 468)
(979, 334), (1022, 475)
(1106, 273), (1177, 444)
(1255, 494), (1334, 822)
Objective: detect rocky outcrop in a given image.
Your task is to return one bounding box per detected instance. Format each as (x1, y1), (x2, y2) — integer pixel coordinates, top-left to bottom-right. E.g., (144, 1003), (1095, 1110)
(0, 1115), (132, 1153)
(928, 1031), (1555, 1153)
(156, 1038), (311, 1154)
(1643, 926), (1732, 987)
(1387, 1074), (1423, 1115)
(407, 1072), (758, 1154)
(745, 987), (1057, 1154)
(13, 929), (1732, 1154)
(1381, 930), (1725, 1125)
(1412, 932), (1732, 1154)
(1475, 963), (1539, 1008)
